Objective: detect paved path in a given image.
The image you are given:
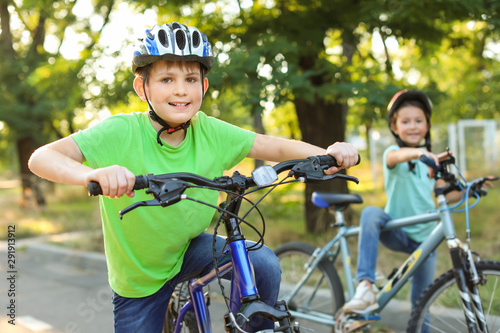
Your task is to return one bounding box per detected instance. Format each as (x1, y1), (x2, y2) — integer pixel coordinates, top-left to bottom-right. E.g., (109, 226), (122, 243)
(1, 240), (113, 333)
(0, 237), (408, 333)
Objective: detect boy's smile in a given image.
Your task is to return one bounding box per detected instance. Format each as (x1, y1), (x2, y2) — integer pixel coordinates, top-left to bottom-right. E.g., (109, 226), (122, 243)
(134, 60), (209, 132)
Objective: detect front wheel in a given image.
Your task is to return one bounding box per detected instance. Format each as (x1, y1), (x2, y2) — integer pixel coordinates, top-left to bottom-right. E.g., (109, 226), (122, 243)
(274, 242), (345, 332)
(407, 260), (500, 332)
(163, 281), (199, 333)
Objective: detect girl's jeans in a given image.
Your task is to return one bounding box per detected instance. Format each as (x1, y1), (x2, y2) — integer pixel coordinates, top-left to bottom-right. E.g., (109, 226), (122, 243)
(357, 206), (437, 308)
(112, 232), (281, 333)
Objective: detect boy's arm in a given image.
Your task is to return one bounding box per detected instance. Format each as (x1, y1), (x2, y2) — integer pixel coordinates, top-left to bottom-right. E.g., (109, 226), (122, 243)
(28, 137), (136, 198)
(247, 134), (358, 174)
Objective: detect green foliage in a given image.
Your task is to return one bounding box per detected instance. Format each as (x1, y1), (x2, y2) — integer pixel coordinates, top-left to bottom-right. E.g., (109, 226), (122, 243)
(1, 0), (499, 215)
(2, 0), (498, 147)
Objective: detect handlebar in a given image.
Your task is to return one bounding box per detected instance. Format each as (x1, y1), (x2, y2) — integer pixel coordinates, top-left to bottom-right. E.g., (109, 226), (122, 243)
(419, 154), (440, 172)
(88, 154), (360, 196)
(87, 154), (360, 218)
(418, 153), (498, 199)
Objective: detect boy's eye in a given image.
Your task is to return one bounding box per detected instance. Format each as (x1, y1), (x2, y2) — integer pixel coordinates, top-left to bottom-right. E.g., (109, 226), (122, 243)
(162, 78), (172, 83)
(186, 77), (198, 83)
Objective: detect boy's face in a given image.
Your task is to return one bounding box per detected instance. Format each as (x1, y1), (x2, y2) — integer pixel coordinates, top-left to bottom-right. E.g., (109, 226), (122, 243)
(134, 60), (208, 127)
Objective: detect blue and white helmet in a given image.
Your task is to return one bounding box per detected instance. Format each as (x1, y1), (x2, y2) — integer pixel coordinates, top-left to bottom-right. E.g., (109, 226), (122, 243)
(132, 22), (215, 73)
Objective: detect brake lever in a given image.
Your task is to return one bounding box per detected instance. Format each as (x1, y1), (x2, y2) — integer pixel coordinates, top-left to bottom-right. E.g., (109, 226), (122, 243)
(119, 198), (163, 219)
(290, 157), (359, 184)
(119, 180), (189, 219)
(469, 176), (499, 198)
(321, 173), (360, 184)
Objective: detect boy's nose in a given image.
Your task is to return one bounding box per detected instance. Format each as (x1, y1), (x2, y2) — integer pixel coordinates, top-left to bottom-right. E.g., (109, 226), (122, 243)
(173, 82), (187, 95)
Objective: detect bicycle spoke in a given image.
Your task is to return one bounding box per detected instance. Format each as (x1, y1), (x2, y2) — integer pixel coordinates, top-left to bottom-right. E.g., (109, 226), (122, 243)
(409, 261), (500, 332)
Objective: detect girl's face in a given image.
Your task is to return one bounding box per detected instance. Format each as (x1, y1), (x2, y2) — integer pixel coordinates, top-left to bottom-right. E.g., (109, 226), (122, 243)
(135, 60), (209, 127)
(391, 105), (429, 147)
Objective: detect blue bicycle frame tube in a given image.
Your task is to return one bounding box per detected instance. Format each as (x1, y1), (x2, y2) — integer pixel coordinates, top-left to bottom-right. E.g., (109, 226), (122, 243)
(185, 260), (233, 333)
(228, 239), (259, 312)
(190, 284), (211, 333)
(174, 301), (194, 333)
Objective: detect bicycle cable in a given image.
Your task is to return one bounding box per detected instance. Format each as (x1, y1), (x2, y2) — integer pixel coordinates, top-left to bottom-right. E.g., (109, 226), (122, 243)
(206, 174), (296, 330)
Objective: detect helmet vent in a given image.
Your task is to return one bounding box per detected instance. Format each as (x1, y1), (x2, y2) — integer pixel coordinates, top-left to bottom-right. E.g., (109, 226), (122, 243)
(192, 31), (200, 47)
(175, 30), (186, 50)
(158, 29), (168, 47)
(172, 22), (182, 30)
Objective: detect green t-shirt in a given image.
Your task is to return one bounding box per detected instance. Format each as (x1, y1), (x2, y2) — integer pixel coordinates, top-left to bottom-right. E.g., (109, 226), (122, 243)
(383, 145), (437, 243)
(72, 111), (255, 297)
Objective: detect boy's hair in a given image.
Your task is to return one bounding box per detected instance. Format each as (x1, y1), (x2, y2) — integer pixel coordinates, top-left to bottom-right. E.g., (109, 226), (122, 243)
(133, 60), (208, 79)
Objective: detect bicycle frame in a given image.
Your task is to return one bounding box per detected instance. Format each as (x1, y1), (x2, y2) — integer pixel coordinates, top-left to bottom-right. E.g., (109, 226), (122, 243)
(85, 154), (359, 333)
(172, 183), (291, 333)
(283, 192), (471, 327)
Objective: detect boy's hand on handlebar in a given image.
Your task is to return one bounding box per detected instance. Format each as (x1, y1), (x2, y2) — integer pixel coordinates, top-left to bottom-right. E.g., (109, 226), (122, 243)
(85, 165), (136, 199)
(325, 142), (359, 175)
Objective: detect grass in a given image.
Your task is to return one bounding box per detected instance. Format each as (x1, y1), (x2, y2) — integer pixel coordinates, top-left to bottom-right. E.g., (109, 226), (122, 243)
(0, 182), (103, 250)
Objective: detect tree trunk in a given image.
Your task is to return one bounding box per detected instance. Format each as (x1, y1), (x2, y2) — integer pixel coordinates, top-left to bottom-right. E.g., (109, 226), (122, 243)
(17, 137), (46, 208)
(295, 96), (348, 233)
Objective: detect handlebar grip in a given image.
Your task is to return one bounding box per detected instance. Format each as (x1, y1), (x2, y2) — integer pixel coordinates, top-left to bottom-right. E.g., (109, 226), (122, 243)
(88, 181), (102, 196)
(316, 154), (361, 167)
(134, 175), (149, 190)
(87, 175), (150, 196)
(419, 155), (439, 171)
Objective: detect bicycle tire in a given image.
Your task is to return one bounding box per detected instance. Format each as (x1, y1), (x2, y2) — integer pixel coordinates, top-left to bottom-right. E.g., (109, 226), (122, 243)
(407, 260), (500, 333)
(275, 242), (345, 330)
(163, 282), (199, 333)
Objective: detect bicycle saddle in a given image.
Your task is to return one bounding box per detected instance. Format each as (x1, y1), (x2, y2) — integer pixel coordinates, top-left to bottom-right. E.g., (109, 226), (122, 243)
(312, 192), (363, 209)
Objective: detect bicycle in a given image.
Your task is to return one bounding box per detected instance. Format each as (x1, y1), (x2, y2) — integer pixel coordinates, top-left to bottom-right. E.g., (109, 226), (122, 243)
(88, 155), (360, 333)
(274, 153), (499, 333)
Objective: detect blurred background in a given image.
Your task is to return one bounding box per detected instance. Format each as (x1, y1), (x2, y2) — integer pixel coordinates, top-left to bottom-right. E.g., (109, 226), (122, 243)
(0, 0), (499, 240)
(1, 2), (499, 332)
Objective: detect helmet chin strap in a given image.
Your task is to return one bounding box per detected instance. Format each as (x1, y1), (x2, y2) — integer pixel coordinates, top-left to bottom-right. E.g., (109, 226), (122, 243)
(142, 65), (191, 146)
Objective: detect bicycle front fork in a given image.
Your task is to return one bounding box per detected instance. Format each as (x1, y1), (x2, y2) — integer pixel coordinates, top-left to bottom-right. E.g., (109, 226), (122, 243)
(449, 240), (488, 333)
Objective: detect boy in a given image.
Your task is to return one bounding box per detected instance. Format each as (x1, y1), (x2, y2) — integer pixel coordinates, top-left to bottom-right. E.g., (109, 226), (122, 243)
(29, 22), (359, 332)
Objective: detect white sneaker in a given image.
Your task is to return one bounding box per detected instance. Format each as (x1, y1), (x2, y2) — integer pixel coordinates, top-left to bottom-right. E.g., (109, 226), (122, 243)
(342, 280), (379, 314)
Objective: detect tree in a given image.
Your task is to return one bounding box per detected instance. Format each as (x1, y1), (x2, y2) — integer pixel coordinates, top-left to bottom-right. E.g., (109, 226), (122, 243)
(146, 0), (500, 232)
(0, 0), (127, 205)
(4, 0), (498, 233)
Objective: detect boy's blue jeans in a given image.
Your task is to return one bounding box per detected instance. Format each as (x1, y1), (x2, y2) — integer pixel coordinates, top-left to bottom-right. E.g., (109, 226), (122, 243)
(357, 206), (437, 308)
(112, 232), (281, 333)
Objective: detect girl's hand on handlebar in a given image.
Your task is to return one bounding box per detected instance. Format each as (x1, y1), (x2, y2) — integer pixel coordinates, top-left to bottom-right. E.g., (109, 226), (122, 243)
(420, 151), (441, 178)
(325, 142), (359, 174)
(436, 150), (453, 162)
(472, 176), (497, 197)
(85, 165), (136, 199)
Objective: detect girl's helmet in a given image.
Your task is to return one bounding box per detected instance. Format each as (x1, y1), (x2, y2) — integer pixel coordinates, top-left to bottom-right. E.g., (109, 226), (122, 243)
(132, 22), (215, 73)
(387, 89), (433, 150)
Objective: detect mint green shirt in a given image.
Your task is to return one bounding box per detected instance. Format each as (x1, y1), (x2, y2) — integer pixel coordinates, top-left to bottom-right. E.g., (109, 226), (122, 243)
(72, 111), (255, 297)
(383, 145), (437, 243)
